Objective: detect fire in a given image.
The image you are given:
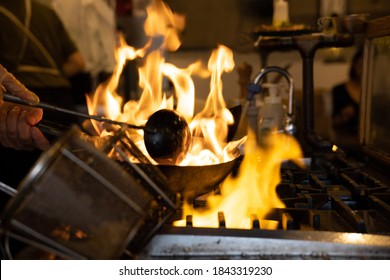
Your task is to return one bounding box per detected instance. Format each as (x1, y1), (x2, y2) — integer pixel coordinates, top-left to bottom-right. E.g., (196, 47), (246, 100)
(83, 0), (304, 230)
(85, 0), (241, 165)
(85, 33), (148, 135)
(86, 0), (183, 134)
(174, 130), (303, 229)
(182, 45), (237, 166)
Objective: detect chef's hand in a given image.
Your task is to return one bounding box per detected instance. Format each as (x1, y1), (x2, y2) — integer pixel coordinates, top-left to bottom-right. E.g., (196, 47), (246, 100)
(0, 64), (50, 151)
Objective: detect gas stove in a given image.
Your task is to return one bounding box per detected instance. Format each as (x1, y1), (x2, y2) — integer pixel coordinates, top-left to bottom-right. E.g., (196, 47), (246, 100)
(136, 152), (390, 260)
(138, 16), (390, 259)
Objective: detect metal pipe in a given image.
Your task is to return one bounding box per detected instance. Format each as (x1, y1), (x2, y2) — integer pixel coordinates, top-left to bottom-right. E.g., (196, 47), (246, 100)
(252, 66), (296, 135)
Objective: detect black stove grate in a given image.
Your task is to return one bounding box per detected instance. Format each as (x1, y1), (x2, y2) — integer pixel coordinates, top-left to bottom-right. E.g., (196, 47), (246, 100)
(271, 154), (390, 235)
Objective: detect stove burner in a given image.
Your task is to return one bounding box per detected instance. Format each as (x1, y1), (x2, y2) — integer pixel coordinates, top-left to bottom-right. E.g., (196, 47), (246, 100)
(138, 153), (390, 260)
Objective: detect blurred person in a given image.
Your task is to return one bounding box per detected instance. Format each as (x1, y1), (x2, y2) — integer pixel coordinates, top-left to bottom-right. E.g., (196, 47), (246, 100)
(331, 47), (364, 153)
(0, 64), (49, 151)
(0, 0), (84, 187)
(0, 0), (85, 125)
(52, 0), (117, 104)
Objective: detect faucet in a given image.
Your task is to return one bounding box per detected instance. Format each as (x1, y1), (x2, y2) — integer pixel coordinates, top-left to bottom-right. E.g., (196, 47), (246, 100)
(247, 66), (296, 135)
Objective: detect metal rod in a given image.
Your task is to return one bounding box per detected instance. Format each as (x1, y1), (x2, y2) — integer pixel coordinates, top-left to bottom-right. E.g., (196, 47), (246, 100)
(0, 181), (17, 197)
(3, 93), (150, 131)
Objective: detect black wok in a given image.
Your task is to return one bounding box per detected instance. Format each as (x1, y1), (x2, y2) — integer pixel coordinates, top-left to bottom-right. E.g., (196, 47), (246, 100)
(154, 155), (243, 200)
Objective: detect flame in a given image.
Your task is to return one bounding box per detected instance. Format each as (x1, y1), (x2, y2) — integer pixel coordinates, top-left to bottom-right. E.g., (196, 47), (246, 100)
(174, 130), (303, 229)
(85, 33), (148, 134)
(132, 0), (186, 122)
(86, 0), (185, 131)
(183, 45), (236, 165)
(85, 0), (241, 166)
(83, 0), (304, 230)
(144, 0), (185, 52)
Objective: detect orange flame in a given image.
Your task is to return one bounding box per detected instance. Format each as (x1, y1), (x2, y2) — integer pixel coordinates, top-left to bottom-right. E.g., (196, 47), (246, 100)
(174, 130), (303, 229)
(144, 0), (185, 52)
(85, 33), (148, 135)
(183, 45), (237, 165)
(84, 0), (304, 230)
(86, 0), (241, 165)
(86, 0), (185, 132)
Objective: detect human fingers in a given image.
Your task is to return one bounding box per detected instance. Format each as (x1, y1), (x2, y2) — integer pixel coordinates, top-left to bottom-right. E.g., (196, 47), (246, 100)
(7, 106), (36, 150)
(1, 106), (36, 150)
(0, 107), (44, 151)
(0, 65), (39, 104)
(25, 107), (43, 126)
(0, 65), (41, 123)
(0, 108), (10, 147)
(0, 107), (19, 149)
(0, 100), (41, 126)
(17, 111), (35, 150)
(31, 126), (51, 151)
(0, 106), (48, 151)
(5, 106), (20, 142)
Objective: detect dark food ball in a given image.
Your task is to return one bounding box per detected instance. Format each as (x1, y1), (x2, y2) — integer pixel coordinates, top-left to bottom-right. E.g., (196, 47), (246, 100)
(144, 109), (192, 164)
